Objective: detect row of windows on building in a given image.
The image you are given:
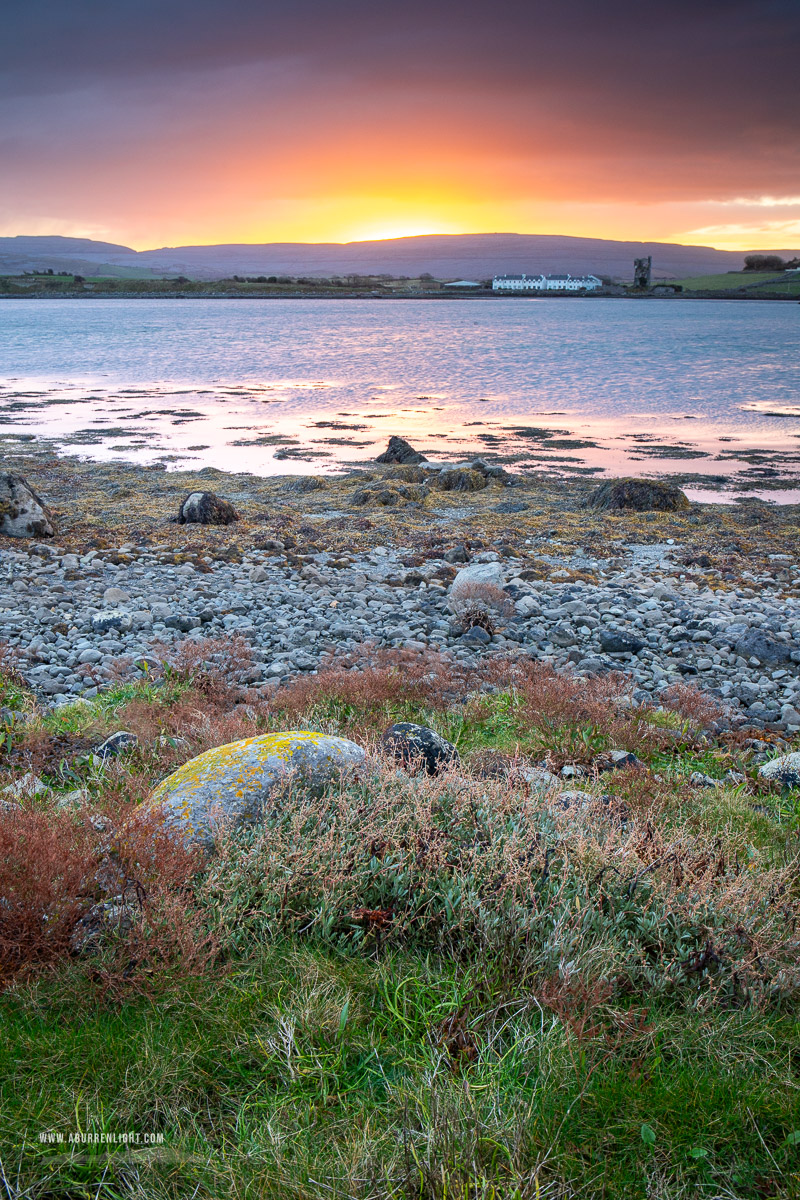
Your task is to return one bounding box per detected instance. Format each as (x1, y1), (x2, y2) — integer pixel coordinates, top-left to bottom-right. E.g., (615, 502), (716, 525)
(492, 273), (603, 292)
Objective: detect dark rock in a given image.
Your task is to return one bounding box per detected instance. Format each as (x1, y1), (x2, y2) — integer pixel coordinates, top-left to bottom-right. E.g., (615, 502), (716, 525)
(381, 722), (459, 775)
(460, 625), (491, 645)
(0, 472), (55, 538)
(587, 478), (690, 512)
(178, 491), (239, 525)
(94, 732), (139, 761)
(376, 436), (427, 465)
(444, 545), (469, 564)
(494, 501), (529, 514)
(599, 628), (646, 654)
(595, 749), (642, 772)
(734, 628), (792, 665)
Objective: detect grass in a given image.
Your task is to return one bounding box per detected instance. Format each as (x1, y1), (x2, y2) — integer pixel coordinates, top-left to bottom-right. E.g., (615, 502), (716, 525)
(1, 646), (800, 1198)
(3, 950), (800, 1198)
(671, 271), (800, 296)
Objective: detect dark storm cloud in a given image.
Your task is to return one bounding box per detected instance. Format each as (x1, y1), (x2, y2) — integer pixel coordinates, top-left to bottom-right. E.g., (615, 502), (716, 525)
(4, 0), (799, 103)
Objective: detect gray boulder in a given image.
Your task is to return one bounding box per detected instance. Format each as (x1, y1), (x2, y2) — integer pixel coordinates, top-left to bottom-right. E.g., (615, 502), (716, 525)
(178, 491), (239, 525)
(0, 472), (55, 538)
(449, 561), (506, 608)
(151, 731), (366, 849)
(758, 752), (800, 788)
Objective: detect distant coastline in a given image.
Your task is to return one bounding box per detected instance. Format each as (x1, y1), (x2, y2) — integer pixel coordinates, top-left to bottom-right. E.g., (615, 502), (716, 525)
(1, 290), (798, 301)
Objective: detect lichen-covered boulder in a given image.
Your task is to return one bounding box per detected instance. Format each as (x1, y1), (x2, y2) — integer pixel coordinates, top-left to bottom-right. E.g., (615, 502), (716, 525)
(758, 752), (800, 788)
(178, 491), (239, 525)
(0, 472), (55, 538)
(381, 723), (459, 776)
(151, 731), (366, 848)
(586, 478), (689, 512)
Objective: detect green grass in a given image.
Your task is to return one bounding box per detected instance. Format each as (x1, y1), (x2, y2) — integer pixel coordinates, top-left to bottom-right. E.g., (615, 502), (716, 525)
(2, 654), (800, 1198)
(671, 271), (800, 295)
(2, 947), (800, 1199)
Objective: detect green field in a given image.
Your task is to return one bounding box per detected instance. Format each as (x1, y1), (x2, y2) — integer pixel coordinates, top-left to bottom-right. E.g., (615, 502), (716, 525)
(672, 271), (800, 295)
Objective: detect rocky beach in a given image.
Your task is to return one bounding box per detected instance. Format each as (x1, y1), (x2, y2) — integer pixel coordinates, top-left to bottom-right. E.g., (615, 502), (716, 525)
(2, 445), (799, 732)
(5, 441), (800, 1197)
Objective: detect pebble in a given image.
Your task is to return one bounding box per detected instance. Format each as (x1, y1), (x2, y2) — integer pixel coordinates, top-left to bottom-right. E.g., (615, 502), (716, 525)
(0, 537), (797, 729)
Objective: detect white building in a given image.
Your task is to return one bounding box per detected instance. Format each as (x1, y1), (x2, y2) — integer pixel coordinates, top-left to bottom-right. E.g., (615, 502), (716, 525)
(492, 273), (602, 292)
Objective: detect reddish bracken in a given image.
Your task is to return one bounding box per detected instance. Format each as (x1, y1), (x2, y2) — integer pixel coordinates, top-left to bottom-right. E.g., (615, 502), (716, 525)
(660, 681), (725, 730)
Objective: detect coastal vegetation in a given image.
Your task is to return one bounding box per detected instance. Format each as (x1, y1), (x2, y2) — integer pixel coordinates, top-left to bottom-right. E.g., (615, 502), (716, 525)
(1, 465), (800, 1198)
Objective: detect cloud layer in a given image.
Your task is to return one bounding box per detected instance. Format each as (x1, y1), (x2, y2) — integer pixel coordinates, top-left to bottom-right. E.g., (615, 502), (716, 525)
(3, 0), (799, 248)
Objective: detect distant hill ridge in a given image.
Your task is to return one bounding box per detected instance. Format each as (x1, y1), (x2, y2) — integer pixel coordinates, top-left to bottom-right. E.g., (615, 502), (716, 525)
(1, 232), (798, 282)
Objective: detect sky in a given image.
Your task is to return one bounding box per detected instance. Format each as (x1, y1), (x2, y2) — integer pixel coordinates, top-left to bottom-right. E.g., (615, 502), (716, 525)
(2, 0), (799, 250)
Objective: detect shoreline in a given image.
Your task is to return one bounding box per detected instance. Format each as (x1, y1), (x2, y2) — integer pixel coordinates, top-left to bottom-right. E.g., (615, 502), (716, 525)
(2, 291), (798, 301)
(2, 451), (798, 732)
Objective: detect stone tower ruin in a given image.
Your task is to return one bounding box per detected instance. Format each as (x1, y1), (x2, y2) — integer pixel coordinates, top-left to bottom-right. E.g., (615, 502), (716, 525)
(633, 256), (652, 289)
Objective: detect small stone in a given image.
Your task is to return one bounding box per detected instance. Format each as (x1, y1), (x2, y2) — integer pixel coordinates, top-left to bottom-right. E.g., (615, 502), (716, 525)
(103, 586), (130, 606)
(94, 732), (139, 761)
(249, 566), (268, 583)
(381, 722), (458, 776)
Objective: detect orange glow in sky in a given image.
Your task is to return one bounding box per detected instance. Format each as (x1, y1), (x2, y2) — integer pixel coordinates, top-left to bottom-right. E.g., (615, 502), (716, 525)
(3, 0), (798, 254)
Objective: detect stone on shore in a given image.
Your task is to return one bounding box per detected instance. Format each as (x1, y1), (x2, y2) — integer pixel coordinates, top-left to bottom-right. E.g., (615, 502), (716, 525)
(151, 731), (366, 849)
(376, 436), (427, 465)
(0, 472), (55, 538)
(178, 491), (239, 525)
(734, 628), (791, 665)
(587, 478), (689, 512)
(758, 752), (800, 787)
(448, 561), (506, 608)
(381, 722), (459, 775)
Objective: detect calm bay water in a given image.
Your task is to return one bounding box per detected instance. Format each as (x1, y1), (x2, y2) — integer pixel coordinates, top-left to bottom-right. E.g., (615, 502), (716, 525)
(1, 298), (798, 497)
